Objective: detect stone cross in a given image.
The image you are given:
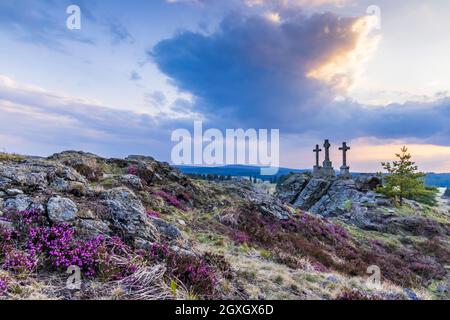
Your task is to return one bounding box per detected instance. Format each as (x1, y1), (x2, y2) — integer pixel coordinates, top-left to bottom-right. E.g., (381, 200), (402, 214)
(313, 144), (322, 167)
(323, 139), (331, 163)
(321, 139), (335, 177)
(339, 142), (351, 167)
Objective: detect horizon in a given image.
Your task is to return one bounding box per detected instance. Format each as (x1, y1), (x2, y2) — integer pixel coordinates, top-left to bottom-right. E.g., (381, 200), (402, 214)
(1, 1), (450, 173)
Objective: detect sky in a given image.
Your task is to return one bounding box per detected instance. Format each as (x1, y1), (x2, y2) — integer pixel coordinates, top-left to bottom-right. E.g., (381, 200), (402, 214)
(1, 0), (450, 172)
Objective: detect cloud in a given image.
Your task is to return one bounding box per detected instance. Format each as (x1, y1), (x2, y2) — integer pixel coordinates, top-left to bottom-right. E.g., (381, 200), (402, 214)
(151, 9), (450, 147)
(108, 18), (134, 45)
(153, 11), (378, 129)
(130, 70), (142, 81)
(0, 0), (96, 50)
(0, 0), (133, 50)
(0, 75), (189, 159)
(166, 0), (349, 8)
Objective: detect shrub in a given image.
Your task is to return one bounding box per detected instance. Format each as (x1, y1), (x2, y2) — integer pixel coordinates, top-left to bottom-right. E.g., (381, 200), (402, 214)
(0, 227), (13, 257)
(127, 165), (139, 175)
(146, 210), (161, 219)
(336, 288), (383, 300)
(2, 249), (37, 273)
(0, 153), (24, 161)
(0, 277), (8, 295)
(167, 254), (217, 297)
(148, 243), (218, 297)
(155, 191), (186, 211)
(28, 225), (103, 276)
(8, 209), (45, 240)
(220, 204), (444, 288)
(232, 231), (250, 245)
(95, 237), (141, 280)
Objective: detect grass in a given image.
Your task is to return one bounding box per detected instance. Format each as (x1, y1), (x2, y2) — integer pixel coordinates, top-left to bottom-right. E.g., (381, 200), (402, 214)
(395, 204), (450, 224)
(0, 153), (24, 162)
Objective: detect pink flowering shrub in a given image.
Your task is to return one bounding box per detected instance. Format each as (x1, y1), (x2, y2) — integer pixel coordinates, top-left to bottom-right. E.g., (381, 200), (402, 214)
(2, 249), (37, 273)
(146, 210), (161, 219)
(0, 277), (8, 295)
(232, 231), (250, 245)
(95, 236), (140, 281)
(127, 165), (139, 175)
(155, 191), (186, 211)
(1, 209), (142, 280)
(8, 209), (44, 239)
(223, 204), (448, 287)
(0, 227), (13, 257)
(149, 243), (169, 260)
(178, 191), (192, 203)
(148, 242), (217, 297)
(28, 225), (103, 276)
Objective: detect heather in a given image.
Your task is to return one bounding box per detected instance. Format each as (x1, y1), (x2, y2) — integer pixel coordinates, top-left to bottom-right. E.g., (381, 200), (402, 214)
(0, 209), (222, 298)
(1, 151), (450, 300)
(213, 204), (448, 288)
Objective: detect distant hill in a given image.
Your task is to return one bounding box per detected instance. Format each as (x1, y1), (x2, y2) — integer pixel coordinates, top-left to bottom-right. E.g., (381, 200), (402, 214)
(175, 165), (307, 182)
(425, 173), (450, 187)
(176, 165), (450, 187)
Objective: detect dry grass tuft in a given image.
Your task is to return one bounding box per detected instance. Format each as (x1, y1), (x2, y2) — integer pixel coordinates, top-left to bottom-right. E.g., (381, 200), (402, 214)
(0, 152), (25, 162)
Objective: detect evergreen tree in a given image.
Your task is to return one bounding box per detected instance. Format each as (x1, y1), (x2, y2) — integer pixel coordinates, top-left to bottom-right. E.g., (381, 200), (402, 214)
(377, 146), (437, 206)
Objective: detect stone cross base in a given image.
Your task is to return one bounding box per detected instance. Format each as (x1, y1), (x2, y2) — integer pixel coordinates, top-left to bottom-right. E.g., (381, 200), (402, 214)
(313, 166), (322, 177)
(340, 166), (351, 179)
(321, 161), (335, 177)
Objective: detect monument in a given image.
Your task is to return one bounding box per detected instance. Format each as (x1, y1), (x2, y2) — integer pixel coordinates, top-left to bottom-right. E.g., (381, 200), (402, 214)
(339, 142), (351, 179)
(311, 140), (351, 179)
(312, 144), (322, 177)
(321, 139), (336, 177)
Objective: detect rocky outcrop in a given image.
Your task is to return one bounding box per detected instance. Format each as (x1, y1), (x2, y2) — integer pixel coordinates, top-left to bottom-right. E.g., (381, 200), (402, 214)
(443, 188), (450, 199)
(0, 151), (189, 248)
(277, 173), (385, 217)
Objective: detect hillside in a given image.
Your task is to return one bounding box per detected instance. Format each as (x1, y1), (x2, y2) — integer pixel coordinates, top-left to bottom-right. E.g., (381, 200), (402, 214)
(1, 152), (449, 300)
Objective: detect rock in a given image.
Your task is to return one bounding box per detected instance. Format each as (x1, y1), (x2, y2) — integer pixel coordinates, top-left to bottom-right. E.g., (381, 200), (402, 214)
(3, 195), (40, 212)
(0, 219), (14, 231)
(76, 219), (111, 238)
(120, 174), (144, 190)
(293, 179), (331, 211)
(276, 173), (310, 204)
(354, 175), (382, 191)
(0, 191), (6, 198)
(102, 187), (157, 247)
(150, 217), (182, 240)
(443, 188), (450, 199)
(384, 216), (449, 237)
(47, 196), (78, 223)
(0, 161), (48, 189)
(404, 288), (420, 300)
(48, 151), (103, 181)
(5, 189), (24, 196)
(177, 219), (186, 226)
(222, 180), (291, 220)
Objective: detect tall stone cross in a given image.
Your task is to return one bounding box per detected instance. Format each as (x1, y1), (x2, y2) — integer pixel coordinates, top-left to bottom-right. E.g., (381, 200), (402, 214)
(339, 142), (351, 167)
(321, 139), (335, 177)
(313, 144), (322, 167)
(323, 139), (331, 164)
